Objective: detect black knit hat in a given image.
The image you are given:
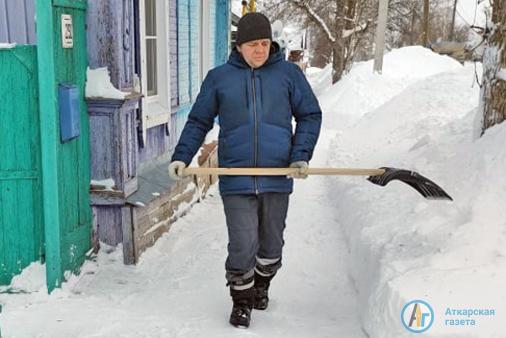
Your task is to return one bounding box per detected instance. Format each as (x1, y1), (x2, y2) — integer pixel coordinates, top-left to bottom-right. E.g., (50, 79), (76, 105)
(236, 12), (272, 46)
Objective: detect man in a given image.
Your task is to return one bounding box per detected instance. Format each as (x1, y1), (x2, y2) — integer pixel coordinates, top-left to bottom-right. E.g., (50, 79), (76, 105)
(168, 12), (322, 328)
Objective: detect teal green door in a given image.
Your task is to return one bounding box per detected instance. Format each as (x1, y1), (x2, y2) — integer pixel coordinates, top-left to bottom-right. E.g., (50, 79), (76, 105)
(0, 46), (44, 285)
(37, 0), (92, 290)
(53, 1), (91, 282)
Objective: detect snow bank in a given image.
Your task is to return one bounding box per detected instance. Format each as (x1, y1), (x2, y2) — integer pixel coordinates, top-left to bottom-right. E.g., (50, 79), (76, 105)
(319, 47), (505, 337)
(316, 46), (463, 129)
(0, 262), (46, 294)
(305, 65), (332, 97)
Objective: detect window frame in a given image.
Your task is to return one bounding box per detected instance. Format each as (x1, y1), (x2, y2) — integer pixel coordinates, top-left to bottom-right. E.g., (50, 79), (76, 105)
(139, 0), (171, 129)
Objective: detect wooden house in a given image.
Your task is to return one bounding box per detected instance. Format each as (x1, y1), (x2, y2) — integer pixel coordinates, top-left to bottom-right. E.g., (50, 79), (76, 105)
(85, 0), (231, 264)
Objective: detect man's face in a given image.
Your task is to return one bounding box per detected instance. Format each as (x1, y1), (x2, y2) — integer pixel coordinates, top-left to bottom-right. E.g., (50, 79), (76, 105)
(237, 39), (271, 69)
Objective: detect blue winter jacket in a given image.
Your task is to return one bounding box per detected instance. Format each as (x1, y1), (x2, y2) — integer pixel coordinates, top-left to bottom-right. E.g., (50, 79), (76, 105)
(171, 46), (322, 195)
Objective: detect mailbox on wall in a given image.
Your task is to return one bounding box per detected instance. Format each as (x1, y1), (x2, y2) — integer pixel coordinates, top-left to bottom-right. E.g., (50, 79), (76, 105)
(58, 83), (80, 142)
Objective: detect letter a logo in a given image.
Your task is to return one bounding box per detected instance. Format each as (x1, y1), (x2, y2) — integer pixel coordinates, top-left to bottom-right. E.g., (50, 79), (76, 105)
(401, 300), (434, 333)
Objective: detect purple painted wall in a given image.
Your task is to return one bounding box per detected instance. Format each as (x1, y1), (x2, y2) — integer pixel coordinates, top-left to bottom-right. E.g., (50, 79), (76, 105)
(0, 0), (36, 45)
(86, 0), (230, 251)
(88, 98), (139, 197)
(138, 124), (172, 164)
(86, 0), (134, 91)
(93, 206), (126, 246)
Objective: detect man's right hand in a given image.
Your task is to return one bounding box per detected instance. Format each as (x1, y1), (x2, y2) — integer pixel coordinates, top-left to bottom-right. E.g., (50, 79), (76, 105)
(168, 161), (187, 181)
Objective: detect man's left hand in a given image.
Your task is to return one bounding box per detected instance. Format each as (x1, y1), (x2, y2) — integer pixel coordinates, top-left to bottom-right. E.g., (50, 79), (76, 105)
(289, 161), (309, 179)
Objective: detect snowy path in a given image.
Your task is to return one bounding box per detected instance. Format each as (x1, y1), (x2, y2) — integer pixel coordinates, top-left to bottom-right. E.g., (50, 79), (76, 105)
(0, 131), (365, 337)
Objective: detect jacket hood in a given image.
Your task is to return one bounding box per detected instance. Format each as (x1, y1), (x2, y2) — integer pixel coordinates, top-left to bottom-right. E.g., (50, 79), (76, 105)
(228, 41), (283, 69)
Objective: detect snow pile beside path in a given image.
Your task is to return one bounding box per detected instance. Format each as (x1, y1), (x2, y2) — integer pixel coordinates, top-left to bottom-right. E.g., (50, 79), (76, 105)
(0, 262), (46, 294)
(305, 65), (332, 97)
(315, 46), (463, 129)
(320, 49), (505, 337)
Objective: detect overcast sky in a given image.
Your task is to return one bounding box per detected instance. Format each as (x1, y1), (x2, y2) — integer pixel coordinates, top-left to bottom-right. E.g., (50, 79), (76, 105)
(455, 0), (489, 26)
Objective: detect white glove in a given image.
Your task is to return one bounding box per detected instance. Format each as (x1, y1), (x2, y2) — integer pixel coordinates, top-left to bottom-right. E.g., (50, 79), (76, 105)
(168, 161), (187, 181)
(289, 161), (309, 179)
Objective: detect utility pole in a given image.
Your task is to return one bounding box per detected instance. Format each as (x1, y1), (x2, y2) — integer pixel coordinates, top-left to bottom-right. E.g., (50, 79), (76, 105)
(449, 0), (458, 40)
(422, 0), (430, 46)
(373, 0), (388, 73)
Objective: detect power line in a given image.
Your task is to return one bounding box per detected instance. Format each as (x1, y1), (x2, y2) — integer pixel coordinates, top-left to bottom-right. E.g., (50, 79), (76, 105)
(454, 0), (481, 29)
(455, 8), (473, 28)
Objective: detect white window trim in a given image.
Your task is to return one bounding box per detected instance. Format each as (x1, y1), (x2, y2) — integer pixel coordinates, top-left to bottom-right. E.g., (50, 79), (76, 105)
(200, 0), (211, 82)
(139, 0), (171, 133)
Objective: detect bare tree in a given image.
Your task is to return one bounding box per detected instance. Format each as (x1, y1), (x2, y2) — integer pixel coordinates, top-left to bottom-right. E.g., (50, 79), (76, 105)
(481, 0), (506, 133)
(386, 0), (466, 49)
(262, 0), (466, 82)
(263, 0), (373, 83)
(422, 0), (430, 46)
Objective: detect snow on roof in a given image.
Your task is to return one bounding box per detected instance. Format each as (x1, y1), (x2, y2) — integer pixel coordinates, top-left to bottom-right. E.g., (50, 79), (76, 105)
(85, 67), (128, 100)
(282, 24), (305, 51)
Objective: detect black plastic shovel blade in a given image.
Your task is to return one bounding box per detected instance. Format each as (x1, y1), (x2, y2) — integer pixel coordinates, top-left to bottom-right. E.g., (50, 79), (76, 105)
(367, 167), (453, 201)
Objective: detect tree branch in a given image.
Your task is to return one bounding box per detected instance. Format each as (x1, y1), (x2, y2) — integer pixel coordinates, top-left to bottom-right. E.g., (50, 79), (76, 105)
(291, 0), (336, 43)
(343, 20), (370, 39)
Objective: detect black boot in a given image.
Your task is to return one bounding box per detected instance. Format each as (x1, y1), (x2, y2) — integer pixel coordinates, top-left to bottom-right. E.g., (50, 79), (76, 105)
(229, 287), (254, 328)
(254, 273), (274, 310)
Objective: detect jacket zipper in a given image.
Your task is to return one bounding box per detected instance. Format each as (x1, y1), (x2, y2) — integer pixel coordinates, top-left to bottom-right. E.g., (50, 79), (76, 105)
(251, 69), (259, 194)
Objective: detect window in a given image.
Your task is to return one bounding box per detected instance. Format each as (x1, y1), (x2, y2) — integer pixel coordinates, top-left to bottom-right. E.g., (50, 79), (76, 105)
(139, 0), (171, 129)
(145, 0), (158, 96)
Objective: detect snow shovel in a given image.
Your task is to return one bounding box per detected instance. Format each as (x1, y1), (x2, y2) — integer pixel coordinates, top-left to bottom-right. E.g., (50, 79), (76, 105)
(183, 167), (453, 201)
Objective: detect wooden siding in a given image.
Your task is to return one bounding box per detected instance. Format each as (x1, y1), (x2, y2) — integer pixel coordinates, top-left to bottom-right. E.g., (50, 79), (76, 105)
(93, 206), (124, 246)
(138, 124), (171, 165)
(178, 0), (191, 106)
(174, 105), (192, 146)
(0, 0), (36, 44)
(86, 0), (135, 91)
(215, 0), (230, 66)
(169, 0), (178, 108)
(208, 1), (217, 69)
(189, 0), (201, 100)
(137, 104), (192, 166)
(88, 97), (139, 198)
(86, 1), (230, 266)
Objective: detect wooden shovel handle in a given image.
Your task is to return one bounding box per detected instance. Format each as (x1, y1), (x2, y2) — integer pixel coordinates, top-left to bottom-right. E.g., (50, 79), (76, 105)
(183, 167), (385, 176)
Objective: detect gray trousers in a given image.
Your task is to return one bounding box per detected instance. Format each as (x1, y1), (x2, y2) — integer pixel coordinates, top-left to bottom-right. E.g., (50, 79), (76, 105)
(222, 193), (289, 288)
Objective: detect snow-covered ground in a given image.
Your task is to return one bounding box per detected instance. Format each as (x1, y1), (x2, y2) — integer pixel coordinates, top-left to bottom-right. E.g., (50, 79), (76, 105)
(0, 103), (364, 336)
(1, 46), (505, 337)
(0, 144), (365, 336)
(307, 46), (505, 337)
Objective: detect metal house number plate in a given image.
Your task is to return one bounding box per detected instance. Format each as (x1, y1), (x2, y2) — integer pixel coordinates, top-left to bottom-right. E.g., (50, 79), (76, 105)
(61, 14), (74, 48)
